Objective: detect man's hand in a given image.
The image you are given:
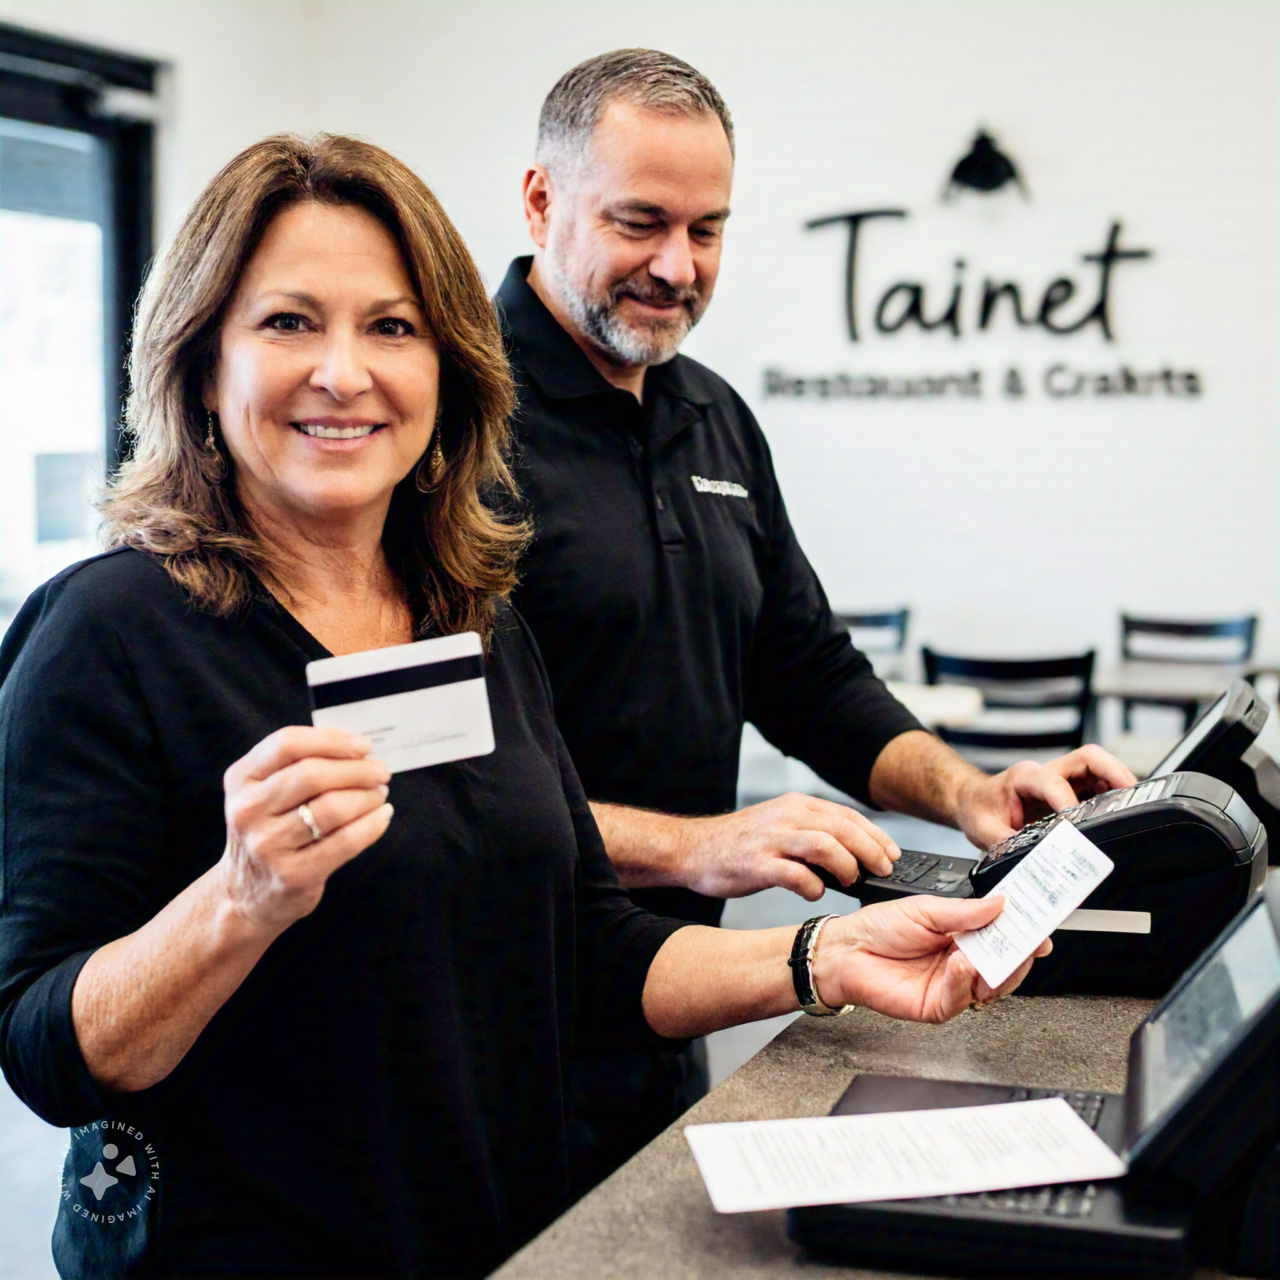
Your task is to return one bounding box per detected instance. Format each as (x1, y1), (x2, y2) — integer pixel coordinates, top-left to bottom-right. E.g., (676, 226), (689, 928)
(954, 745), (1138, 850)
(591, 794), (900, 899)
(812, 895), (1052, 1023)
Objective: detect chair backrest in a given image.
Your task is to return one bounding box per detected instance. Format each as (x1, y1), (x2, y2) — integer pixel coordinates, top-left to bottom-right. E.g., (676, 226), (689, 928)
(1120, 614), (1257, 664)
(835, 608), (909, 654)
(921, 648), (1096, 769)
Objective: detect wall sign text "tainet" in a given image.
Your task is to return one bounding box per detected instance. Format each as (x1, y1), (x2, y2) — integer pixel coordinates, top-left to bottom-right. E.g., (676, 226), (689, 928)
(805, 211), (1151, 343)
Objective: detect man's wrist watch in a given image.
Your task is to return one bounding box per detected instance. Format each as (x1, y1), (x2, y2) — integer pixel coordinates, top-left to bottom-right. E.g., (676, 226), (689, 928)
(788, 914), (852, 1017)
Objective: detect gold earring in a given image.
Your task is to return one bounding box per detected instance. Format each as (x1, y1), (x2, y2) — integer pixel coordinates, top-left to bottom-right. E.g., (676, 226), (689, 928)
(415, 443), (445, 494)
(204, 410), (227, 484)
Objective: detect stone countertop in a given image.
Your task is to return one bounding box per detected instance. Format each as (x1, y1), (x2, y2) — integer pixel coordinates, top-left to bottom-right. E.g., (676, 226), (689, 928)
(492, 996), (1246, 1280)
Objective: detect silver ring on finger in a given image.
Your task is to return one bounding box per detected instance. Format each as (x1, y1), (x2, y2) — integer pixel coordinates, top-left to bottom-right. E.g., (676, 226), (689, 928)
(297, 802), (323, 843)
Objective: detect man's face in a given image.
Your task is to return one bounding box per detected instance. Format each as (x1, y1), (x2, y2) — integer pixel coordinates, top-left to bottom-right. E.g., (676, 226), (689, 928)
(539, 100), (734, 367)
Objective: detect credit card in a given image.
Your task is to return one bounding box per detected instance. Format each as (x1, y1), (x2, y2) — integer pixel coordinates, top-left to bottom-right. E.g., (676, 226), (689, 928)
(306, 632), (494, 773)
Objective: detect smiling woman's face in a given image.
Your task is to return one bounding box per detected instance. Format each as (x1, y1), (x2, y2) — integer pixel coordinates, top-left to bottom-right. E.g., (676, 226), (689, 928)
(208, 201), (439, 533)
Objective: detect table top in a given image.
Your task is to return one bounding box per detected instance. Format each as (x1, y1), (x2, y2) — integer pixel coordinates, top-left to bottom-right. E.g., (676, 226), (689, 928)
(493, 996), (1247, 1280)
(884, 680), (983, 728)
(1093, 660), (1250, 703)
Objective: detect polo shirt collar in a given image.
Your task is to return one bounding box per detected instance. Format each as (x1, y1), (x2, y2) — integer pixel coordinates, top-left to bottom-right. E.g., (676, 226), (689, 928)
(495, 257), (714, 412)
(496, 257), (604, 401)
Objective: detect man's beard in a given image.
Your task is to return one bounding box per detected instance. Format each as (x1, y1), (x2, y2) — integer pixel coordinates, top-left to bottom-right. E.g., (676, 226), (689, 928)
(546, 248), (707, 367)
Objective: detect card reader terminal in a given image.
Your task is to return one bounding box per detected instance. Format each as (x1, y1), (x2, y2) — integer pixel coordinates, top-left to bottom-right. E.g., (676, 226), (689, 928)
(969, 771), (1264, 896)
(843, 772), (1267, 995)
(828, 787), (1166, 904)
(848, 772), (1265, 907)
(814, 678), (1274, 899)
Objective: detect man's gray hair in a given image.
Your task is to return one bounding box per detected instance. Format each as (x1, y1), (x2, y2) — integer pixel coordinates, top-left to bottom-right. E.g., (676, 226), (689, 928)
(536, 48), (734, 179)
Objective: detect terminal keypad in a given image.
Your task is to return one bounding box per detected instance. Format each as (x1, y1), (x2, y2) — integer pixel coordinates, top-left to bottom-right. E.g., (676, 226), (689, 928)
(878, 851), (970, 894)
(884, 850), (939, 883)
(937, 1183), (1099, 1218)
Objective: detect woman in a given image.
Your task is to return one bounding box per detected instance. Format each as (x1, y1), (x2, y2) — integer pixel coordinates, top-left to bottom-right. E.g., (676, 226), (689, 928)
(0, 135), (1045, 1279)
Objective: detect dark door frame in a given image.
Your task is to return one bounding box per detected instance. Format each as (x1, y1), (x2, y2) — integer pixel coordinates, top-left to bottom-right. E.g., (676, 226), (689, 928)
(0, 23), (158, 471)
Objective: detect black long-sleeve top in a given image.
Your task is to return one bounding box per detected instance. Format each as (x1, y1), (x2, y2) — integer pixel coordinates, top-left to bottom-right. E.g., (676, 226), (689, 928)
(498, 259), (924, 926)
(0, 548), (685, 1278)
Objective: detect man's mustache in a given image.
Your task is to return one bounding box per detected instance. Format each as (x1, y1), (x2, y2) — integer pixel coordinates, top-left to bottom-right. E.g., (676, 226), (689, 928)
(608, 274), (702, 311)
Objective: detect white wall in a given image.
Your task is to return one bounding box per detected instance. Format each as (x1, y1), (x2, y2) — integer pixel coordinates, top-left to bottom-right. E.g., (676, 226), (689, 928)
(2, 0), (1276, 664)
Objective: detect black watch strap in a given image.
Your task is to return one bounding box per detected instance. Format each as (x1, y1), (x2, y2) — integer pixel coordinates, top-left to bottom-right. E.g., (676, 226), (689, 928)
(788, 914), (852, 1017)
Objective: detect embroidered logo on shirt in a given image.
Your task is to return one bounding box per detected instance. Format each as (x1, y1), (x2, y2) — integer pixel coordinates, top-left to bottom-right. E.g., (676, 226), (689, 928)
(691, 475), (749, 499)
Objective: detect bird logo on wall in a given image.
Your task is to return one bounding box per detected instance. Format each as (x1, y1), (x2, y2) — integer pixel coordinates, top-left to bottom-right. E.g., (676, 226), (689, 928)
(943, 130), (1028, 200)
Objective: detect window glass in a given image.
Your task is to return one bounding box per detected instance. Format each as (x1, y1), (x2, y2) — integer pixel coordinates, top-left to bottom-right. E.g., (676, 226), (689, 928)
(0, 117), (109, 634)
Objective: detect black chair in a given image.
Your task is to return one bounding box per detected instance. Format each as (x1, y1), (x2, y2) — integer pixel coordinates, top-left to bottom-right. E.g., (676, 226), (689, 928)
(836, 609), (909, 675)
(1120, 614), (1257, 732)
(922, 648), (1096, 773)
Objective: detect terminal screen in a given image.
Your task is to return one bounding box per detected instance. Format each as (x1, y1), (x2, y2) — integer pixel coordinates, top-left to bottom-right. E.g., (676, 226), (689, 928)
(1149, 692), (1229, 778)
(1141, 902), (1280, 1128)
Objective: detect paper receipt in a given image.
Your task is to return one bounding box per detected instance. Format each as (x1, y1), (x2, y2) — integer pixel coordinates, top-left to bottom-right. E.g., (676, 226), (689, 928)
(955, 821), (1114, 988)
(685, 1098), (1126, 1214)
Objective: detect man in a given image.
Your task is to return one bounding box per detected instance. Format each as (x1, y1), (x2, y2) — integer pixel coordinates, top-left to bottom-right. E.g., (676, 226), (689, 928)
(496, 49), (1135, 1188)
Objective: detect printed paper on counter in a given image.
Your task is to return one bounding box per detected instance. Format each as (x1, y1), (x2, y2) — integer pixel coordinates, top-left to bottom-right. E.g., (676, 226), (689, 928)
(955, 820), (1114, 988)
(685, 1097), (1125, 1214)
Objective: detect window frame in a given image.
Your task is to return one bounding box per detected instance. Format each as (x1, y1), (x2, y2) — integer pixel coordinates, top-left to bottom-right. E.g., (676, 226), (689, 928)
(0, 22), (157, 471)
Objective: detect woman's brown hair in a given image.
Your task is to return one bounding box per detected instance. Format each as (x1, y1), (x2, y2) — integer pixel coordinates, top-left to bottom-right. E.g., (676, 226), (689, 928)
(101, 133), (526, 640)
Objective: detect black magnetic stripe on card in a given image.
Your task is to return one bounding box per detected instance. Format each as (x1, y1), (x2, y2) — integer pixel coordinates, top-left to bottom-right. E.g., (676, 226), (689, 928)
(309, 654), (484, 710)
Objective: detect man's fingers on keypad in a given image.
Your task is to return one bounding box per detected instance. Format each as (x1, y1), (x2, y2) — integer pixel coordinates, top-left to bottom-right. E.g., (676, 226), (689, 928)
(801, 799), (898, 871)
(838, 805), (900, 859)
(783, 831), (861, 887)
(848, 835), (894, 877)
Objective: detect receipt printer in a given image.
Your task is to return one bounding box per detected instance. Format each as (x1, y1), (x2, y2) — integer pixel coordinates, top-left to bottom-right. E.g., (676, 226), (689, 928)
(856, 771), (1268, 997)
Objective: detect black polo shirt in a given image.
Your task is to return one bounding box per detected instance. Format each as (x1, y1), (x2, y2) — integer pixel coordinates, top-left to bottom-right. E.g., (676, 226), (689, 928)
(498, 258), (922, 927)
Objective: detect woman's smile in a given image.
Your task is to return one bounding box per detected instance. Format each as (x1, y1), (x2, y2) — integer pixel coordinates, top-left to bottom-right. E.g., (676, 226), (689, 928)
(291, 417), (385, 442)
